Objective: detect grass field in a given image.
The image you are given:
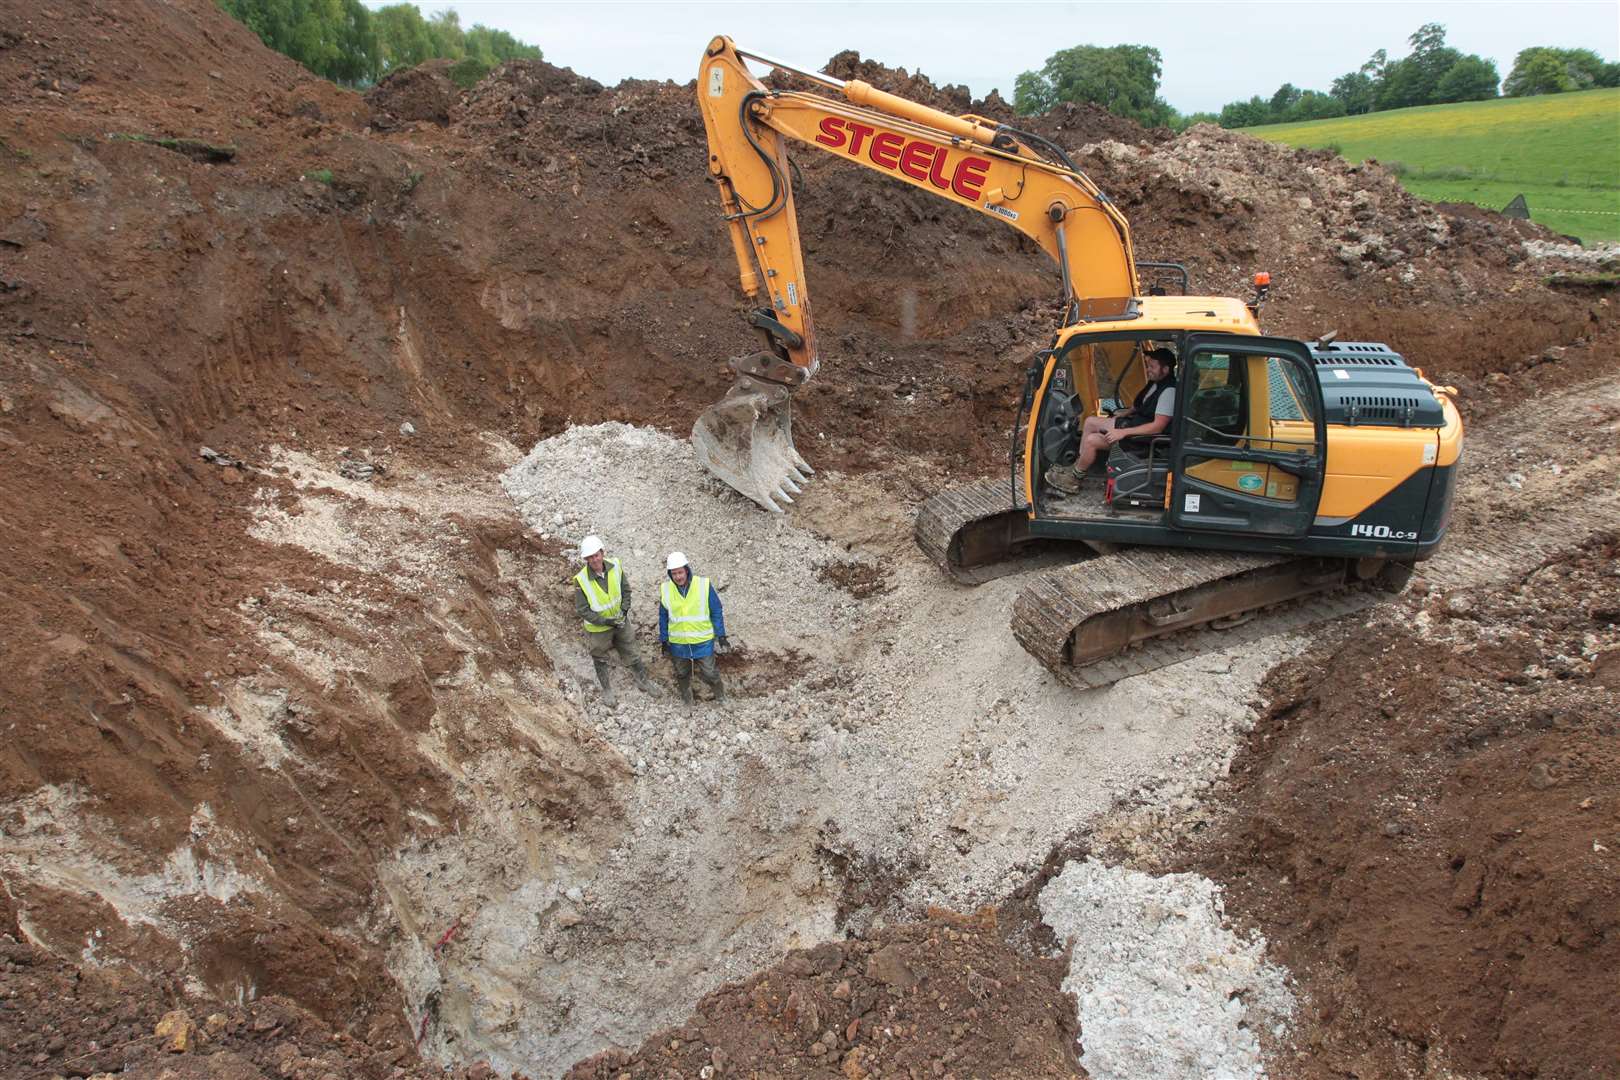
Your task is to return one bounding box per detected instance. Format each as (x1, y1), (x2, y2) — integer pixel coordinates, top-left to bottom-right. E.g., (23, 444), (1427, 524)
(1244, 88), (1620, 244)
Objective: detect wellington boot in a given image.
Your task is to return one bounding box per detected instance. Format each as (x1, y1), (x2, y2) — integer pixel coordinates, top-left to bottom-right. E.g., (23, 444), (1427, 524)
(632, 669), (660, 697)
(596, 669), (616, 707)
(712, 680), (727, 703)
(677, 679), (694, 706)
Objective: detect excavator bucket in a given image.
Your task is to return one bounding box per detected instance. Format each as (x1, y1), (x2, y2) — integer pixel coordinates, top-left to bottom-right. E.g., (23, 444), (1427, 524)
(692, 372), (813, 513)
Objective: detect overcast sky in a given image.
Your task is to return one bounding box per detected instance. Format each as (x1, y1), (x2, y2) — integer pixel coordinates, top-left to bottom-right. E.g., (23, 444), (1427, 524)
(374, 1), (1620, 113)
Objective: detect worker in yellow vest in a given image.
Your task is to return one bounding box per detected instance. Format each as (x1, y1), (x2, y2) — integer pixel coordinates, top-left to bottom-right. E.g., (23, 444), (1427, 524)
(658, 551), (727, 705)
(574, 535), (658, 706)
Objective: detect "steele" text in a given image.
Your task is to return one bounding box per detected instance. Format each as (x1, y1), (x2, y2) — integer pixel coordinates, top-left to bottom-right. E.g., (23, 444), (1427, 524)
(813, 117), (992, 201)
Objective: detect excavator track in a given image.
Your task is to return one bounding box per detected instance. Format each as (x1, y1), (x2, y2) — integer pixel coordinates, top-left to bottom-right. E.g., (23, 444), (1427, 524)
(920, 481), (1399, 686)
(1012, 549), (1383, 688)
(914, 478), (1036, 584)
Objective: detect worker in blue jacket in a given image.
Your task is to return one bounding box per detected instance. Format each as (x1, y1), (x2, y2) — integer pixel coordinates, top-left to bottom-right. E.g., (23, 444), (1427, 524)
(658, 551), (727, 705)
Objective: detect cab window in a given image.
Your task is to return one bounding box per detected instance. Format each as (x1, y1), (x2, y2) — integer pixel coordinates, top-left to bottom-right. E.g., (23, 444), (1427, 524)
(1181, 351), (1247, 447)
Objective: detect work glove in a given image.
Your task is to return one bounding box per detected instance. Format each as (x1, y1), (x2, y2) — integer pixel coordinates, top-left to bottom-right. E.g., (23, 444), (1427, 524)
(660, 640), (671, 655)
(715, 636), (730, 655)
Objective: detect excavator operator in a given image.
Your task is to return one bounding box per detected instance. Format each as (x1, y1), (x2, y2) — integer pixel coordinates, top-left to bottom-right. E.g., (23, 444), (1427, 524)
(1046, 347), (1178, 495)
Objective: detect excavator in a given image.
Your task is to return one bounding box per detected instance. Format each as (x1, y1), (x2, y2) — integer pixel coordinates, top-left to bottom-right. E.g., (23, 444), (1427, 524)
(693, 36), (1463, 686)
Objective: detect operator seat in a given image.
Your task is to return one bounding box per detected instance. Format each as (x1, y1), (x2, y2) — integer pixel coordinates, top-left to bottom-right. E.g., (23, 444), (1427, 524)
(1106, 437), (1170, 509)
(1108, 380), (1246, 509)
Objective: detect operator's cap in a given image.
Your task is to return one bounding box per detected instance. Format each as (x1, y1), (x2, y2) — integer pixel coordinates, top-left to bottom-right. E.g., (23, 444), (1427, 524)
(666, 551), (689, 571)
(579, 535), (605, 560)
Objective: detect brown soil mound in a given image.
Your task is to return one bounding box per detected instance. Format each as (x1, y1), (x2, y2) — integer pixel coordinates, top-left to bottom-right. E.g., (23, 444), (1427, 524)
(565, 909), (1080, 1079)
(1190, 535), (1620, 1078)
(366, 59), (457, 128)
(0, 934), (519, 1079)
(820, 49), (973, 113)
(454, 57), (605, 132)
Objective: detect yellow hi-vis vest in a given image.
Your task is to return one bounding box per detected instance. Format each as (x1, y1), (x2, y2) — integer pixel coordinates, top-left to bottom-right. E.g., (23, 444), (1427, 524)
(660, 576), (714, 645)
(575, 558), (624, 632)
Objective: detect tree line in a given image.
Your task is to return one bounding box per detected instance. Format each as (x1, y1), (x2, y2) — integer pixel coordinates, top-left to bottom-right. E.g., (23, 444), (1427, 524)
(1015, 25), (1619, 131)
(215, 1), (541, 87)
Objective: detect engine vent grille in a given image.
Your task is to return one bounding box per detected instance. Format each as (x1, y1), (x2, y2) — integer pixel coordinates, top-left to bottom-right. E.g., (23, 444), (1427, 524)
(1312, 342), (1401, 366)
(1342, 394), (1427, 425)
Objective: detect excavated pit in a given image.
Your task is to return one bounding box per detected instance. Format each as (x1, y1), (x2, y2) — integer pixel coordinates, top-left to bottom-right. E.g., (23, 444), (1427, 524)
(333, 422), (1304, 1074)
(3, 3), (1619, 1077)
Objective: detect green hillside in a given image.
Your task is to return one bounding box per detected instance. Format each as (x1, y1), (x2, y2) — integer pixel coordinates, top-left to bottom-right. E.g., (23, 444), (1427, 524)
(1243, 88), (1620, 244)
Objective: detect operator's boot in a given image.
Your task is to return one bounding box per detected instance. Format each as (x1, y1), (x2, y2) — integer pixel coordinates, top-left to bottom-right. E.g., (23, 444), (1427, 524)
(594, 664), (617, 707)
(711, 677), (727, 704)
(676, 676), (694, 706)
(630, 661), (660, 698)
(1043, 464), (1082, 495)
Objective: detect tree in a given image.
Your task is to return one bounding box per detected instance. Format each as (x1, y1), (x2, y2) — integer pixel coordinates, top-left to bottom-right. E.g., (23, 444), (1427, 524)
(1174, 110), (1220, 132)
(1434, 55), (1499, 102)
(1012, 69), (1055, 115)
(1505, 46), (1619, 95)
(425, 8), (464, 59)
(463, 25), (539, 66)
(374, 4), (435, 70)
(1374, 56), (1420, 109)
(1558, 47), (1611, 85)
(1269, 83), (1302, 116)
(1505, 49), (1576, 95)
(1330, 70), (1376, 114)
(1372, 22), (1462, 109)
(219, 0), (539, 83)
(1291, 90), (1347, 121)
(217, 0), (380, 84)
(1407, 23), (1464, 101)
(1218, 96), (1271, 129)
(1012, 44), (1174, 126)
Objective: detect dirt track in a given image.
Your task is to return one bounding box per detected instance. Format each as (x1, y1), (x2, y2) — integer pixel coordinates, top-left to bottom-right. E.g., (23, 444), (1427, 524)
(1, 2), (1617, 1078)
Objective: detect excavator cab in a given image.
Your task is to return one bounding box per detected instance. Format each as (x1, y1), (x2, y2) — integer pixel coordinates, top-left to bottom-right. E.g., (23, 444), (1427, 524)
(1031, 331), (1328, 539)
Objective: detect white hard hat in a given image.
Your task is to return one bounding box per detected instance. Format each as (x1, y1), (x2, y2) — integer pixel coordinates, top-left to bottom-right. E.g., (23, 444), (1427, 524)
(665, 551), (689, 571)
(579, 535), (604, 559)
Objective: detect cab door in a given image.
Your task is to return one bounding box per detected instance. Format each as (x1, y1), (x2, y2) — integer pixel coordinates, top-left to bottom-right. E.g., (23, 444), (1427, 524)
(1168, 334), (1326, 537)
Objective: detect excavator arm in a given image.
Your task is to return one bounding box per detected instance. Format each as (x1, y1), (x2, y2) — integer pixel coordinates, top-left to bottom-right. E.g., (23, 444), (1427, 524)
(695, 35), (1140, 510)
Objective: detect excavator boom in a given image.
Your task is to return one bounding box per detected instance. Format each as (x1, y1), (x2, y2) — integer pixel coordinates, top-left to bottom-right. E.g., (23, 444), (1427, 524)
(695, 35), (1137, 510)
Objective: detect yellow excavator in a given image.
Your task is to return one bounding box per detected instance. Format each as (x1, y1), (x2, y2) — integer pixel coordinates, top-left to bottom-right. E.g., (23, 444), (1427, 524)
(694, 36), (1463, 686)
